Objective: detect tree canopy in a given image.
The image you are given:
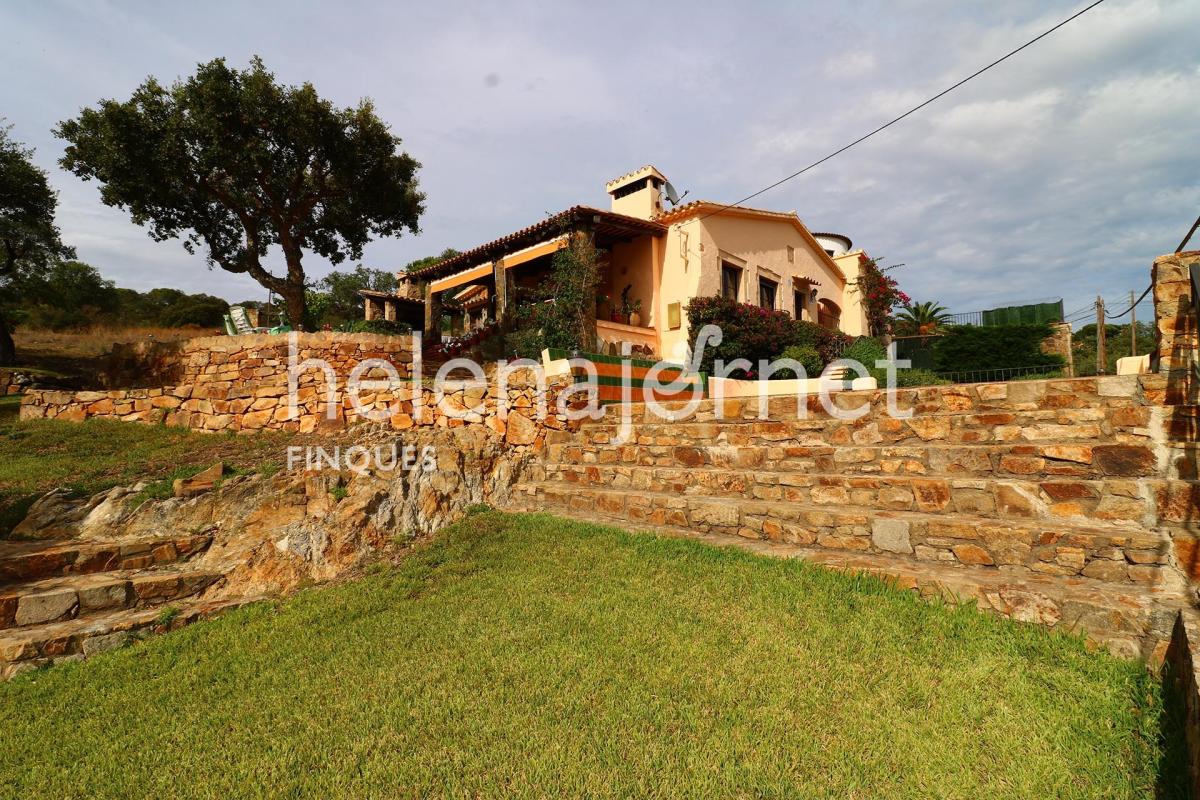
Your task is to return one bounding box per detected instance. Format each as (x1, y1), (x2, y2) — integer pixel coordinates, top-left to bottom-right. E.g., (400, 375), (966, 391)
(400, 248), (460, 274)
(306, 265), (398, 328)
(55, 56), (424, 330)
(0, 124), (74, 363)
(894, 301), (953, 337)
(6, 259), (230, 331)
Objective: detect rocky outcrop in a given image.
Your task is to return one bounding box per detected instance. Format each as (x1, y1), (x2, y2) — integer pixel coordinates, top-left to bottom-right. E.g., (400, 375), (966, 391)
(1, 426), (532, 677)
(16, 426), (525, 594)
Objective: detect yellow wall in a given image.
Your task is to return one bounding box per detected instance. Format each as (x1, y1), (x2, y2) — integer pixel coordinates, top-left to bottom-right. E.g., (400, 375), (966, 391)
(833, 250), (871, 337)
(603, 236), (658, 330)
(654, 212), (848, 359)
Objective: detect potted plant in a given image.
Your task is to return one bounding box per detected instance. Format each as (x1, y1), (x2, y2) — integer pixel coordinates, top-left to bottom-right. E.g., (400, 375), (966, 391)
(598, 293), (622, 323)
(628, 298), (643, 327)
(620, 284), (641, 326)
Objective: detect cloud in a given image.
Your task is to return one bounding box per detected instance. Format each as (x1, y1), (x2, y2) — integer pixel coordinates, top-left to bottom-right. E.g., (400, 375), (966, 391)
(824, 51), (876, 79)
(0, 0), (1195, 328)
(737, 0), (1200, 320)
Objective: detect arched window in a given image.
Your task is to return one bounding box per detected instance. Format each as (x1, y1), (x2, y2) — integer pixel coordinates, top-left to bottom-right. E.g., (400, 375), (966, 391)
(817, 298), (841, 331)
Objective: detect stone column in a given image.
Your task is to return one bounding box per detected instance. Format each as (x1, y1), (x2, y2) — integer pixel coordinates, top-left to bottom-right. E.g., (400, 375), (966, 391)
(492, 256), (509, 326)
(1152, 251), (1200, 374)
(575, 222), (598, 353)
(424, 284), (442, 344)
(1042, 321), (1074, 377)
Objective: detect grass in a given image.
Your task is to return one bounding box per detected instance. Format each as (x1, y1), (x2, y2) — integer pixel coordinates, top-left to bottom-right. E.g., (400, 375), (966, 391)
(0, 396), (297, 536)
(0, 511), (1184, 798)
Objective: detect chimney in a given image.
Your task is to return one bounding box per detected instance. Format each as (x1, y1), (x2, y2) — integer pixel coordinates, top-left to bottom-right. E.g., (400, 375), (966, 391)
(395, 272), (420, 300)
(605, 165), (668, 220)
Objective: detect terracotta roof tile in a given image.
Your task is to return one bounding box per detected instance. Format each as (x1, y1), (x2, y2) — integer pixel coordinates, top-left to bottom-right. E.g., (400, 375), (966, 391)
(409, 206), (666, 280)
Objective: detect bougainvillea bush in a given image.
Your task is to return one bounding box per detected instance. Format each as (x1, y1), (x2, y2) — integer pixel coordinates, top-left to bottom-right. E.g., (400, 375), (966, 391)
(686, 295), (795, 378)
(685, 295), (851, 378)
(853, 259), (910, 337)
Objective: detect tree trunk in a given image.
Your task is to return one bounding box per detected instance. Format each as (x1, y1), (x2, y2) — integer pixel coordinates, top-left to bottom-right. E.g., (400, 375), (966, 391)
(0, 311), (14, 366)
(283, 285), (306, 332)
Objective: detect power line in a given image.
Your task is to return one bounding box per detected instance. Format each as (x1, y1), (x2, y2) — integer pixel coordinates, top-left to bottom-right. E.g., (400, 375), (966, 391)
(1177, 212), (1200, 252)
(700, 0), (1108, 221)
(1107, 285), (1152, 319)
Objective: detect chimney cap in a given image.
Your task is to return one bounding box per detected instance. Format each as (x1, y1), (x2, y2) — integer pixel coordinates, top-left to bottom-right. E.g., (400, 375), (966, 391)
(605, 165), (668, 194)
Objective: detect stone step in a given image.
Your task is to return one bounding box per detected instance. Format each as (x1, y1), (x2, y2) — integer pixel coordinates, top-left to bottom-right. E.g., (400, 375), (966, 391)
(513, 482), (1182, 590)
(500, 501), (1185, 662)
(595, 412), (1156, 446)
(579, 404), (1157, 446)
(582, 375), (1151, 424)
(0, 567), (224, 630)
(545, 439), (1161, 481)
(0, 595), (265, 680)
(0, 534), (213, 586)
(534, 462), (1200, 531)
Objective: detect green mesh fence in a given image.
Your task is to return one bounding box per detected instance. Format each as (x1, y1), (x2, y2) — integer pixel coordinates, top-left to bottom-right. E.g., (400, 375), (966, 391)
(979, 300), (1063, 326)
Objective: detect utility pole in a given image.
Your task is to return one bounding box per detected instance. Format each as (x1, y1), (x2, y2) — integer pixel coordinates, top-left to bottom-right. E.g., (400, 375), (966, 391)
(1129, 290), (1137, 357)
(1095, 296), (1107, 375)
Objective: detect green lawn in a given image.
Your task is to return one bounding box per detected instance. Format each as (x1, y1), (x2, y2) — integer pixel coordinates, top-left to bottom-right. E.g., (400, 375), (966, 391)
(0, 511), (1183, 799)
(0, 395), (296, 536)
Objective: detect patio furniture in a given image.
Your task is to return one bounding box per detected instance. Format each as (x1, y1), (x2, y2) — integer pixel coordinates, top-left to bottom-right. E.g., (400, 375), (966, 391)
(229, 306), (270, 335)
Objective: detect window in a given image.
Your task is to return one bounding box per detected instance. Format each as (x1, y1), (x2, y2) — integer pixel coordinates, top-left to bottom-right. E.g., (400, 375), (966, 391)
(786, 245), (795, 263)
(793, 291), (806, 320)
(759, 276), (778, 309)
(721, 262), (741, 301)
(818, 298), (841, 330)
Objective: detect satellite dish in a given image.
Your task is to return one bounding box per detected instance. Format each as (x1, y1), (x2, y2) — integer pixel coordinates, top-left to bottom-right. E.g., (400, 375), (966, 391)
(663, 180), (688, 206)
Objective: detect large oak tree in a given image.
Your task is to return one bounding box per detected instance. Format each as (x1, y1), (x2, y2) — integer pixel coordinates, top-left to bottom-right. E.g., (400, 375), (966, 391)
(56, 57), (424, 329)
(0, 124), (73, 364)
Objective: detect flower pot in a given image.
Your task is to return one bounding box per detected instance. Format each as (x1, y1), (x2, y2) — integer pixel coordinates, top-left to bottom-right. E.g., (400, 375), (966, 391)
(610, 310), (623, 323)
(629, 311), (642, 327)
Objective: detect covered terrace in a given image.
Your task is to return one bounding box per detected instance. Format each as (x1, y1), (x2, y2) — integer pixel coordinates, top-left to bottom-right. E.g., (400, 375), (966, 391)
(409, 206), (667, 353)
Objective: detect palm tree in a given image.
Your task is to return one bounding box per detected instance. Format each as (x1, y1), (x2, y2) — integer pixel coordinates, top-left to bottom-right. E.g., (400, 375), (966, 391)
(894, 301), (953, 337)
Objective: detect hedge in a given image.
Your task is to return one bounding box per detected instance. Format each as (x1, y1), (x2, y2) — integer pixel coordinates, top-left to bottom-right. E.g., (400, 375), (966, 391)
(932, 323), (1063, 374)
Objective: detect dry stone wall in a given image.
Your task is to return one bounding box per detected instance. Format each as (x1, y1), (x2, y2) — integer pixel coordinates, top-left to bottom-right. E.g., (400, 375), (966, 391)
(20, 332), (575, 446)
(96, 338), (186, 388)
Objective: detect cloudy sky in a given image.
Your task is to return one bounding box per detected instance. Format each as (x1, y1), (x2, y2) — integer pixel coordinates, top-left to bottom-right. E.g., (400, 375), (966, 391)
(3, 0), (1198, 323)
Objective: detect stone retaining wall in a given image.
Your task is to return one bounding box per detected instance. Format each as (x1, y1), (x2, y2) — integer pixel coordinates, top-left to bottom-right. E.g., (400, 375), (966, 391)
(96, 339), (186, 388)
(19, 331), (578, 446)
(531, 374), (1196, 587)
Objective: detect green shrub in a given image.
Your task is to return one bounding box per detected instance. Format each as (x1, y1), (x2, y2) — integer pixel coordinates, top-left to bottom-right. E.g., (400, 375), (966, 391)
(840, 337), (887, 368)
(870, 367), (950, 387)
(933, 323), (1063, 374)
(772, 345), (823, 380)
(507, 236), (602, 358)
(505, 327), (546, 361)
(793, 320), (854, 366)
(337, 319), (413, 336)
